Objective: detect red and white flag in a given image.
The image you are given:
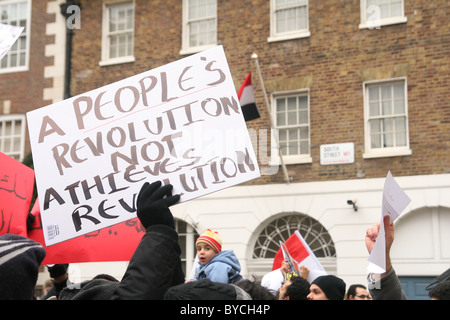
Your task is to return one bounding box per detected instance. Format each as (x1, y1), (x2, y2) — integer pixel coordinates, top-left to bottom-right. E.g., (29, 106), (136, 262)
(237, 72), (260, 122)
(273, 230), (327, 283)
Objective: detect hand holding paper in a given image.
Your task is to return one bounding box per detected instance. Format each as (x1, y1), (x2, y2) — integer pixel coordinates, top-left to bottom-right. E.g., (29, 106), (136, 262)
(367, 171), (411, 274)
(366, 215), (395, 272)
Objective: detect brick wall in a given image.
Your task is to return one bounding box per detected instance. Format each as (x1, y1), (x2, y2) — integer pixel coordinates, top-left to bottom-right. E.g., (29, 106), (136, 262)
(68, 0), (450, 185)
(0, 0), (55, 156)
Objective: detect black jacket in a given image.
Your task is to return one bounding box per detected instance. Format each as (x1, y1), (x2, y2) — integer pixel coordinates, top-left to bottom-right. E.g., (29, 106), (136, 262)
(59, 225), (184, 300)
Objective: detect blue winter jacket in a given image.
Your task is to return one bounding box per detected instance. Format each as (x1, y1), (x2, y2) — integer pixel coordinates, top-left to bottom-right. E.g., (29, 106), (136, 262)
(196, 250), (242, 284)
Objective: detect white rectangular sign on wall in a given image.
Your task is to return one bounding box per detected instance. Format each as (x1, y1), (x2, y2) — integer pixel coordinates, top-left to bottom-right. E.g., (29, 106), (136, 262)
(320, 142), (354, 165)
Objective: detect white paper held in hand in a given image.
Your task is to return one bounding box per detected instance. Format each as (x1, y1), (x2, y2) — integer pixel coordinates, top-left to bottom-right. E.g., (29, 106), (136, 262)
(367, 171), (411, 274)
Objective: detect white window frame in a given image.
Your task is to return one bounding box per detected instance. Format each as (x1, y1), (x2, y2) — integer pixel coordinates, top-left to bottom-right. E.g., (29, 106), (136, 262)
(270, 90), (312, 165)
(268, 0), (310, 43)
(0, 114), (26, 161)
(359, 0), (407, 29)
(363, 78), (412, 159)
(180, 0), (217, 55)
(0, 0), (31, 74)
(99, 0), (135, 67)
(174, 219), (199, 280)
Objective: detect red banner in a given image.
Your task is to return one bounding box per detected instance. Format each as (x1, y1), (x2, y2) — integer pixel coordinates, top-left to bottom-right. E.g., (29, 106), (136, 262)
(28, 198), (145, 264)
(0, 152), (35, 237)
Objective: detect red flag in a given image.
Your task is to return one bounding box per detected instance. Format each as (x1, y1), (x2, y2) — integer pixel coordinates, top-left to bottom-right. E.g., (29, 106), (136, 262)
(273, 231), (310, 271)
(28, 198), (144, 264)
(272, 230), (327, 283)
(0, 152), (34, 237)
(237, 72), (260, 122)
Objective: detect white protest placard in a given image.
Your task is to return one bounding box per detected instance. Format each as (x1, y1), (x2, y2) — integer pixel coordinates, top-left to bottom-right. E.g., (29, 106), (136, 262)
(27, 46), (260, 246)
(0, 23), (24, 61)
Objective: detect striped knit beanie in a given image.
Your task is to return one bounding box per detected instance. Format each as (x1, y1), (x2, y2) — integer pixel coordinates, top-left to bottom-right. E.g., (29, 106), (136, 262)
(0, 234), (46, 300)
(196, 229), (222, 253)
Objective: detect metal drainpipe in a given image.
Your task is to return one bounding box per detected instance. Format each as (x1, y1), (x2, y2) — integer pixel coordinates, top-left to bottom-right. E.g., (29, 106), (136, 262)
(60, 1), (80, 100)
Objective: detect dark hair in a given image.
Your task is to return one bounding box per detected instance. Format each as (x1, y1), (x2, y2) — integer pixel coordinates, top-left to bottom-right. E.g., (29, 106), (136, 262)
(346, 284), (367, 299)
(285, 276), (310, 300)
(428, 280), (450, 300)
(236, 279), (276, 300)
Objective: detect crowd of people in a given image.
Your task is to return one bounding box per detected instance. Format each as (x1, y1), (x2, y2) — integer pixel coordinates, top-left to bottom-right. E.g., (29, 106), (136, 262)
(1, 181), (449, 300)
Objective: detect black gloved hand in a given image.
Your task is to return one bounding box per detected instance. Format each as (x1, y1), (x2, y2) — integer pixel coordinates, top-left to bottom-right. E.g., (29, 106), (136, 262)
(136, 181), (180, 229)
(26, 212), (35, 231)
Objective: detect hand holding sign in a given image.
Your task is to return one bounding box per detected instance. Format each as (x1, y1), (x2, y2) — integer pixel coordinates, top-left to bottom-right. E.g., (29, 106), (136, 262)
(136, 181), (180, 229)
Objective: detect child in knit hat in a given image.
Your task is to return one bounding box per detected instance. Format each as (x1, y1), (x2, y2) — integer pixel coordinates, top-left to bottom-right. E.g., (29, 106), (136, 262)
(190, 229), (243, 284)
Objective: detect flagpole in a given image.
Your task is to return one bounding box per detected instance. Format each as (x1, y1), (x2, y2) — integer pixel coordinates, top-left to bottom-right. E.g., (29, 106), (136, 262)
(252, 53), (290, 184)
